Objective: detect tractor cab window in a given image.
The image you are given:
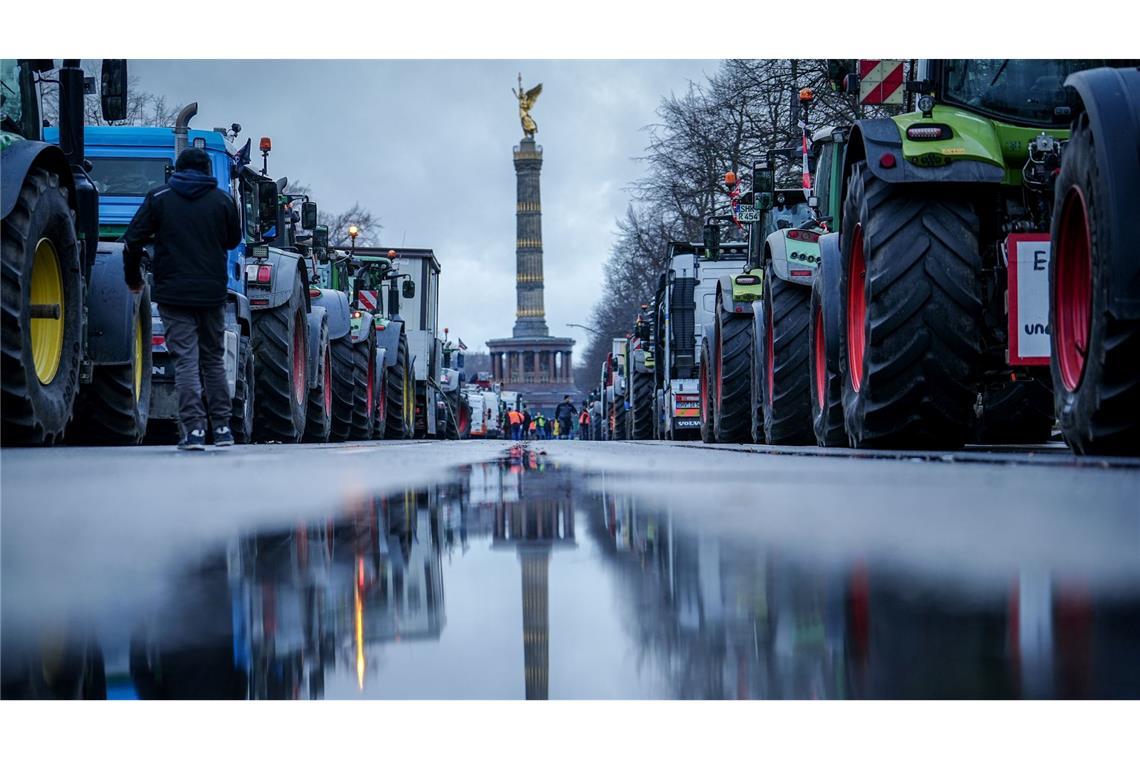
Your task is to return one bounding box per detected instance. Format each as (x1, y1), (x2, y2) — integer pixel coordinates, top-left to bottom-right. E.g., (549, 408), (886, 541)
(941, 59), (1108, 126)
(1, 59), (37, 140)
(87, 157), (172, 196)
(761, 195), (813, 238)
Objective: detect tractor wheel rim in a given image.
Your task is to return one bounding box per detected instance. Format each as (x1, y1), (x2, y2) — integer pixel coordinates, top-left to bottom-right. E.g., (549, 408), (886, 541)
(1055, 187), (1092, 392)
(366, 355), (375, 415)
(813, 303), (826, 411)
(323, 348), (332, 416)
(699, 359), (708, 426)
(293, 311), (306, 404)
(715, 320), (723, 409)
(134, 309), (144, 403)
(30, 237), (65, 385)
(846, 224), (867, 392)
(766, 305), (775, 402)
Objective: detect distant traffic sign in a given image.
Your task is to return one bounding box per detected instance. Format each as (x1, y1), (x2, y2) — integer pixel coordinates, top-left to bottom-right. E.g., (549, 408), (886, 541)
(358, 289), (379, 311)
(859, 60), (905, 106)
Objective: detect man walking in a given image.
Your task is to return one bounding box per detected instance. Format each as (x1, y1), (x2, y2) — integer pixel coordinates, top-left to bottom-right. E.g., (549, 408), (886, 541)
(124, 147), (242, 450)
(554, 395), (577, 440)
(508, 408), (523, 441)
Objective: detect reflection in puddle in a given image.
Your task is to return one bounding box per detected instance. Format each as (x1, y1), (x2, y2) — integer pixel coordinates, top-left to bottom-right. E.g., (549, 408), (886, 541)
(2, 445), (1138, 699)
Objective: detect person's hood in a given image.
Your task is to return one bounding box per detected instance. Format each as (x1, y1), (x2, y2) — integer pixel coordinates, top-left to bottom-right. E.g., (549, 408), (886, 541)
(168, 170), (218, 200)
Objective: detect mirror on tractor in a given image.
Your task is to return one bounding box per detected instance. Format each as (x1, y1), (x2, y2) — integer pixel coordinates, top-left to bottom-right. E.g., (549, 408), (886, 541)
(313, 225), (329, 262)
(702, 223), (720, 257)
(402, 280), (416, 299)
(757, 192), (773, 211)
(255, 179), (279, 240)
(100, 60), (128, 122)
(301, 201), (318, 230)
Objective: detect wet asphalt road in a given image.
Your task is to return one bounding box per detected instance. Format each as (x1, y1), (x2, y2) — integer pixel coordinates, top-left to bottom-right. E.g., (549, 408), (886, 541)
(2, 439), (1138, 699)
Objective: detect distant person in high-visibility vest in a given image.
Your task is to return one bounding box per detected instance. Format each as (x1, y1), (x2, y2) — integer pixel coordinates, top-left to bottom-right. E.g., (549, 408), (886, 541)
(528, 419), (537, 438)
(579, 409), (590, 440)
(508, 409), (524, 440)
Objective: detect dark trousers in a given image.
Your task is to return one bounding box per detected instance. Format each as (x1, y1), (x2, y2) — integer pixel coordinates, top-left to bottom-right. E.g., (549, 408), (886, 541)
(511, 423), (522, 441)
(158, 304), (230, 436)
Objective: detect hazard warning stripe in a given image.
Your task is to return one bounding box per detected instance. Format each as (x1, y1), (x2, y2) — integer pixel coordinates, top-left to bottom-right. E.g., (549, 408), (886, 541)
(358, 289), (378, 311)
(858, 59), (905, 105)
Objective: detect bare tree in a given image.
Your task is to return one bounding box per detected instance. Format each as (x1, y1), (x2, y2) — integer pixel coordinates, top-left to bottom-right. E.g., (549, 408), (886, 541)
(284, 182), (383, 248)
(39, 61), (185, 127)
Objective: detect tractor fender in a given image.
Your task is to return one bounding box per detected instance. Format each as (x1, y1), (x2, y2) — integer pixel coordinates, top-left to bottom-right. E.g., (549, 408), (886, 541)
(374, 346), (387, 377)
(87, 243), (144, 365)
(311, 288), (351, 342)
(715, 275), (760, 317)
(1, 141), (76, 220)
(306, 306), (328, 390)
(375, 318), (402, 368)
(262, 248), (311, 311)
(766, 232), (818, 287)
(843, 118), (1005, 190)
(631, 347), (649, 374)
(228, 290), (251, 336)
(351, 311), (375, 344)
(1064, 66), (1140, 319)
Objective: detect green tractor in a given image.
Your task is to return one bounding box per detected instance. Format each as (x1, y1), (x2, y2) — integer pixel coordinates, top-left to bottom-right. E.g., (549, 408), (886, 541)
(821, 59), (1138, 450)
(326, 248), (415, 439)
(1, 59), (153, 446)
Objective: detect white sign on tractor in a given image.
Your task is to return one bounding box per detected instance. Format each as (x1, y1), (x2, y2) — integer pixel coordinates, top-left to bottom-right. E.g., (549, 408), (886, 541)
(1007, 233), (1052, 365)
(859, 60), (905, 106)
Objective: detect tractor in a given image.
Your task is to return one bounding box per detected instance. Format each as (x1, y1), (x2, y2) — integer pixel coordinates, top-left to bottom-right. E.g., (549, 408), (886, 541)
(623, 307), (656, 440)
(1, 59), (153, 446)
(819, 59), (1137, 450)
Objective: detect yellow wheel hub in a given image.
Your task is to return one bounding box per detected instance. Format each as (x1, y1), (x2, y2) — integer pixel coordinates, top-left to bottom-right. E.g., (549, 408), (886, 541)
(133, 310), (143, 402)
(29, 238), (65, 385)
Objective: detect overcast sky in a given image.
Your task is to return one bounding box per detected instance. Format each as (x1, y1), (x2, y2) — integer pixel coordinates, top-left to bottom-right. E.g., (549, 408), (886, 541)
(132, 60), (716, 359)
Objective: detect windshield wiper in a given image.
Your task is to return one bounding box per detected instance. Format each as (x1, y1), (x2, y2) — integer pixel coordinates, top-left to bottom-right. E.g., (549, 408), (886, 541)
(989, 59), (1010, 88)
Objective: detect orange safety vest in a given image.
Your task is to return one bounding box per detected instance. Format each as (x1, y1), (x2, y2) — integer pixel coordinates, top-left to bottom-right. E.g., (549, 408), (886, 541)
(508, 410), (523, 425)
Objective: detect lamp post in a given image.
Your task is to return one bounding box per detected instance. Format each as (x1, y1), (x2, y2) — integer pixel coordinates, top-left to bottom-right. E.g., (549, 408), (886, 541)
(348, 224), (359, 254)
(566, 322), (603, 338)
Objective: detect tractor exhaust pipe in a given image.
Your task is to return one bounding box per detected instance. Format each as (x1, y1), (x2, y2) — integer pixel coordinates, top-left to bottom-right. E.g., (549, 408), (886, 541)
(173, 102), (199, 157)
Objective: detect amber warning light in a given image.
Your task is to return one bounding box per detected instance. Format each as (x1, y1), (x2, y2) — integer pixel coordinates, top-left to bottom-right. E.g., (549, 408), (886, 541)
(259, 137), (272, 152)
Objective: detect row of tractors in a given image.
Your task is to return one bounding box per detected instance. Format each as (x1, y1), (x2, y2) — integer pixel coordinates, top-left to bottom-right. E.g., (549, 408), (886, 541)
(590, 60), (1140, 456)
(1, 59), (464, 447)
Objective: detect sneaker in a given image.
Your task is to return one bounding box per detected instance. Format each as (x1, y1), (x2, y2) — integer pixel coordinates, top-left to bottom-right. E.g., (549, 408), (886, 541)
(213, 425), (234, 447)
(178, 429), (207, 451)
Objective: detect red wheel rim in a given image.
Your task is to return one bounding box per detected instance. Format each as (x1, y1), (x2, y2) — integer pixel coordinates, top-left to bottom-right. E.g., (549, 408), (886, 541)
(766, 304), (775, 402)
(323, 348), (332, 416)
(1055, 187), (1092, 392)
(846, 224), (867, 392)
(715, 319), (724, 409)
(813, 302), (826, 410)
(699, 357), (709, 426)
(366, 352), (375, 415)
(293, 310), (307, 404)
(459, 405), (470, 434)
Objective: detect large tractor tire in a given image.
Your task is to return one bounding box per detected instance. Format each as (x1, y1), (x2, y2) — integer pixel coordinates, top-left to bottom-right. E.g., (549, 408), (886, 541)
(371, 342), (387, 440)
(809, 264), (847, 447)
(231, 335), (254, 444)
(699, 339), (715, 443)
(713, 306), (754, 443)
(760, 263), (814, 445)
(975, 376), (1054, 444)
(328, 336), (356, 442)
(629, 370), (654, 440)
(1050, 113), (1140, 455)
(251, 277), (308, 443)
(839, 162), (983, 449)
(69, 286), (153, 444)
(303, 320), (332, 443)
(612, 394), (628, 441)
(351, 334), (378, 441)
(384, 332), (413, 439)
(455, 395), (471, 439)
(1, 167), (83, 446)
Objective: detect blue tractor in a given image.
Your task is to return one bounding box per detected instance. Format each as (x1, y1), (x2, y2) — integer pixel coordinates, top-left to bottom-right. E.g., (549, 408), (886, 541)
(72, 104), (327, 443)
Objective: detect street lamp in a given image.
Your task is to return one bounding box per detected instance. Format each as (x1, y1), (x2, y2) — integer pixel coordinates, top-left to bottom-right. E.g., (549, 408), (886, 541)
(567, 322), (603, 338)
(348, 224), (359, 253)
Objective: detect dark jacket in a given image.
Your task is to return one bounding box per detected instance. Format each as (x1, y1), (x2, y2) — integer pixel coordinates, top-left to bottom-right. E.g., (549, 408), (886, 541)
(124, 170), (242, 307)
(554, 401), (576, 423)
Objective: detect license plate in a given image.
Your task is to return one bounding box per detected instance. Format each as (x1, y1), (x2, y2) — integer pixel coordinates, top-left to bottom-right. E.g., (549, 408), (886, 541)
(736, 207), (760, 223)
(676, 401), (700, 409)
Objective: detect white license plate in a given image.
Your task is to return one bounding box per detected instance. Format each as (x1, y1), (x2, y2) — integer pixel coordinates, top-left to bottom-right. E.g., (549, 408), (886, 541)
(736, 208), (760, 223)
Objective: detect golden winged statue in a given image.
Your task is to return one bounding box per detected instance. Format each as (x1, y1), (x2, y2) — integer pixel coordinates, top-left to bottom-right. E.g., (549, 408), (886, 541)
(512, 73), (542, 138)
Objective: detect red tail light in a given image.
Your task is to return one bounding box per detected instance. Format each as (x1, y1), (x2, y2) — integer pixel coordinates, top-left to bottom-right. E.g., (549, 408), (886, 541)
(257, 265), (272, 283)
(787, 229), (820, 243)
(152, 336), (165, 346)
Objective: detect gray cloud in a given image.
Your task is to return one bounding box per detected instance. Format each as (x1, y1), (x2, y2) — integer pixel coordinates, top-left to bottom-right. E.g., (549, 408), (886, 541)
(132, 59), (715, 357)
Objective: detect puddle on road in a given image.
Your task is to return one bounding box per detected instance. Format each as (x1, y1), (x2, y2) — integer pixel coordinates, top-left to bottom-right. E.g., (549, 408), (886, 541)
(3, 445), (1138, 699)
